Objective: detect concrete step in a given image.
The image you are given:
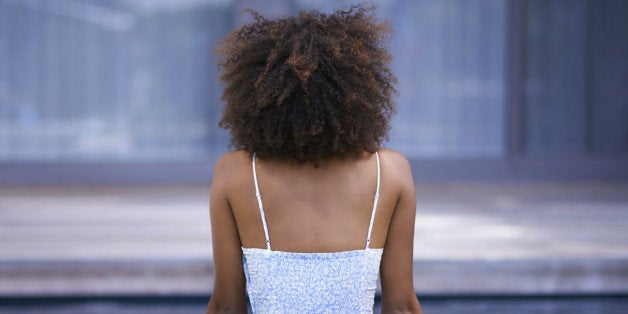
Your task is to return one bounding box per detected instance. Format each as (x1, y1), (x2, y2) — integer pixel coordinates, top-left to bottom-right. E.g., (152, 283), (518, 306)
(1, 258), (627, 296)
(0, 183), (627, 296)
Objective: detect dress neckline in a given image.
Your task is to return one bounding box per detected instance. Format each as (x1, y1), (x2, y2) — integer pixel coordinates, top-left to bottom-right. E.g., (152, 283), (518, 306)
(241, 246), (383, 256)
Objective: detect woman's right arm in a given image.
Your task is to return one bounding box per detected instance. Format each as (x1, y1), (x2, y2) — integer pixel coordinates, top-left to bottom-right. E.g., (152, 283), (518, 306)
(206, 153), (248, 313)
(380, 152), (423, 313)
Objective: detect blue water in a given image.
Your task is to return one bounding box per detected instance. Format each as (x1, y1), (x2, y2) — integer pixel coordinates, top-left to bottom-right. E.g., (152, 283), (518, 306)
(1, 297), (627, 313)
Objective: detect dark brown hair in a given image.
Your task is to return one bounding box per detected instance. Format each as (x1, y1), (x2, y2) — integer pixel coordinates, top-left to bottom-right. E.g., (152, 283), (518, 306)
(216, 4), (397, 166)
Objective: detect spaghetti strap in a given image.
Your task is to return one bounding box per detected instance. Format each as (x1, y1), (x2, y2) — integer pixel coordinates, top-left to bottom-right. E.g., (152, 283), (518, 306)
(365, 151), (381, 249)
(252, 153), (271, 250)
(253, 152), (378, 251)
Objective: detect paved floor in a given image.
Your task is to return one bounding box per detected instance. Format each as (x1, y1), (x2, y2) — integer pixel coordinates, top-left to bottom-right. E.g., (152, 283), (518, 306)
(0, 182), (627, 296)
(2, 297), (628, 314)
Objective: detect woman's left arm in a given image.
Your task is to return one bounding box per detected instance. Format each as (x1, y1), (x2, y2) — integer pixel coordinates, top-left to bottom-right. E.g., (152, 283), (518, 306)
(206, 154), (247, 313)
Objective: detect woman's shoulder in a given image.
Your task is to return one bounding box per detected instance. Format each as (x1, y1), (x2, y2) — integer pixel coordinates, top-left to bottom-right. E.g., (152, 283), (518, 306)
(213, 148), (412, 181)
(378, 148), (412, 175)
(379, 148), (410, 164)
(378, 148), (415, 190)
(216, 150), (251, 167)
(211, 150), (252, 188)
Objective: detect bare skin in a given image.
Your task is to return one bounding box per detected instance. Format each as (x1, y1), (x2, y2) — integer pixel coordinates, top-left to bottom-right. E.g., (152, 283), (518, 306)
(206, 148), (422, 313)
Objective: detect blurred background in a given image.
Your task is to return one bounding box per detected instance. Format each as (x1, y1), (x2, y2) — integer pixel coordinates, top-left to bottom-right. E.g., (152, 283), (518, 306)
(0, 0), (627, 313)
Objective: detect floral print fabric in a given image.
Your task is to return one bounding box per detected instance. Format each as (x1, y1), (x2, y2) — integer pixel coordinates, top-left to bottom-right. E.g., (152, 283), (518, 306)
(242, 247), (383, 313)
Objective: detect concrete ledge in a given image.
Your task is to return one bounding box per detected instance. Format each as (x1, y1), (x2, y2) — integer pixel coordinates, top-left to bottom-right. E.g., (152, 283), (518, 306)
(0, 259), (212, 297)
(2, 258), (627, 297)
(1, 157), (627, 185)
(413, 259), (628, 295)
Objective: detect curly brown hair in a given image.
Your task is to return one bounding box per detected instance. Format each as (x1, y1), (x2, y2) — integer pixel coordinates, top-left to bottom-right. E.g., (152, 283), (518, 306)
(216, 4), (397, 166)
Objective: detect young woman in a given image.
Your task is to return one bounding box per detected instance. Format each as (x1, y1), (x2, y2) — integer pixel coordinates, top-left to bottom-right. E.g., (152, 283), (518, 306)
(206, 5), (422, 313)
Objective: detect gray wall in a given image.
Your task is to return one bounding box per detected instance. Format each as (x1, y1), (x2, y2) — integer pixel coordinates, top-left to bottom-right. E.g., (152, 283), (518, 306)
(524, 0), (628, 156)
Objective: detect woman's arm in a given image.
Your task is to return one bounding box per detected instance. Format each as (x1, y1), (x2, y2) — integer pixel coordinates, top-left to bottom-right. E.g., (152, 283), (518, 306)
(380, 152), (422, 314)
(206, 154), (248, 313)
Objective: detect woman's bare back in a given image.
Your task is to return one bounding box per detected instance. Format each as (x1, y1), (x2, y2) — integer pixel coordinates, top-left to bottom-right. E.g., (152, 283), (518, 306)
(227, 149), (396, 253)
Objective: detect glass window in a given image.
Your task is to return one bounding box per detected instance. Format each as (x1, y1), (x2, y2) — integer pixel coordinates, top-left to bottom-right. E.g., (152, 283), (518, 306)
(0, 0), (234, 161)
(296, 0), (507, 158)
(386, 0), (506, 158)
